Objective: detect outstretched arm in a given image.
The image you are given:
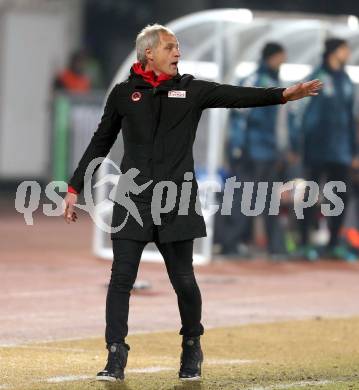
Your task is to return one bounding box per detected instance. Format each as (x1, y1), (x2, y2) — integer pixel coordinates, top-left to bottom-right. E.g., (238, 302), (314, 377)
(195, 79), (322, 110)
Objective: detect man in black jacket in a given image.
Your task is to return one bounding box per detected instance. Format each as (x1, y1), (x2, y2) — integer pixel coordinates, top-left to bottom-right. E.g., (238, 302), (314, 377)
(63, 24), (321, 382)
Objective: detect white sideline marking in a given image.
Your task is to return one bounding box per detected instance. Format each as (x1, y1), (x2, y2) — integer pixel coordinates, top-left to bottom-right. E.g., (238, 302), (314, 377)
(249, 379), (333, 390)
(43, 359), (257, 383)
(14, 345), (88, 352)
(128, 366), (175, 373)
(4, 373), (341, 388)
(0, 333), (106, 347)
(47, 375), (92, 383)
(45, 369), (176, 383)
(0, 287), (99, 299)
(207, 359), (256, 365)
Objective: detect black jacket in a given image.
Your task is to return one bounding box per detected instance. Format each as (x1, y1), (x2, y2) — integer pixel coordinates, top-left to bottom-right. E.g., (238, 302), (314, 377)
(69, 68), (285, 243)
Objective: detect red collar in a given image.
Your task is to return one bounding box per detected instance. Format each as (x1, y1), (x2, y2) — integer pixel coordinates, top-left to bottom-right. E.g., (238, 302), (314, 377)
(132, 62), (172, 87)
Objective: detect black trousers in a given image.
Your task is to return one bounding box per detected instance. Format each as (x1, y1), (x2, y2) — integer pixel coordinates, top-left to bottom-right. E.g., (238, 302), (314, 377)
(299, 162), (349, 247)
(105, 237), (204, 345)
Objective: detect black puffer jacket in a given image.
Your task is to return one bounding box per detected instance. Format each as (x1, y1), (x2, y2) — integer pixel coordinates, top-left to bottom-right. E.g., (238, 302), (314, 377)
(69, 67), (285, 243)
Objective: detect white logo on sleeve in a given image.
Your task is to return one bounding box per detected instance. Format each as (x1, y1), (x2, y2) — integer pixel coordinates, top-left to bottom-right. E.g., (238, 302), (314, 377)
(168, 90), (186, 98)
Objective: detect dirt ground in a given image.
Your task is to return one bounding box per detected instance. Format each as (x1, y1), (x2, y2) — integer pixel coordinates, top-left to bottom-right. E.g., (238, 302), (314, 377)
(2, 318), (359, 390)
(1, 202), (359, 346)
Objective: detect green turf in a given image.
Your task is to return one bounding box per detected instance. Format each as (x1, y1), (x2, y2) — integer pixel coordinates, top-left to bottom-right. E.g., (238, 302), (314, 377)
(1, 317), (359, 389)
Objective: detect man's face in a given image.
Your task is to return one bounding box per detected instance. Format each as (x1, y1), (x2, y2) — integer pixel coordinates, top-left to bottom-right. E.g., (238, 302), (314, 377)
(267, 51), (286, 71)
(334, 44), (351, 66)
(146, 32), (180, 76)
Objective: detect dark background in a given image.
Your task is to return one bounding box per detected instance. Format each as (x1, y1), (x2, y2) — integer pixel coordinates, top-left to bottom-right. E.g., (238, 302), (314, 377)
(84, 0), (359, 83)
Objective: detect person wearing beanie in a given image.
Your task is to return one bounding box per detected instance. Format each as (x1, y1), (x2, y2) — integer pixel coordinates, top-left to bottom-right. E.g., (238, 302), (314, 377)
(224, 42), (294, 259)
(62, 25), (321, 382)
(322, 38), (348, 63)
(297, 37), (357, 262)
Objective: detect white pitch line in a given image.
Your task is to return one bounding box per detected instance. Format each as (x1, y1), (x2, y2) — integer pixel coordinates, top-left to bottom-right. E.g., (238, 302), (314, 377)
(248, 379), (333, 390)
(46, 375), (92, 383)
(12, 345), (88, 353)
(0, 287), (99, 299)
(206, 359), (256, 365)
(128, 366), (175, 373)
(39, 359), (258, 384)
(0, 343), (18, 347)
(42, 359), (257, 383)
(45, 369), (176, 383)
(4, 371), (341, 388)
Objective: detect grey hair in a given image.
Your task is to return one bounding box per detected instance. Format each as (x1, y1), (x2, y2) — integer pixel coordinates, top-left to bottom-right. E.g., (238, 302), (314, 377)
(136, 24), (175, 66)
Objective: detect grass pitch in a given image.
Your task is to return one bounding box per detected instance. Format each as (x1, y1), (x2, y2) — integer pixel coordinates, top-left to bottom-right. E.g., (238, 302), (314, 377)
(1, 317), (359, 389)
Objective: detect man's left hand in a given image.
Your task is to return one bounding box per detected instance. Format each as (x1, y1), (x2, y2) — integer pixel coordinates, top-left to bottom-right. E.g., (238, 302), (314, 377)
(283, 79), (323, 102)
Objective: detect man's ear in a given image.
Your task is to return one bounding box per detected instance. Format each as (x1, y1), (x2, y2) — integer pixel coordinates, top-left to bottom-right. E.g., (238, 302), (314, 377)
(145, 48), (153, 62)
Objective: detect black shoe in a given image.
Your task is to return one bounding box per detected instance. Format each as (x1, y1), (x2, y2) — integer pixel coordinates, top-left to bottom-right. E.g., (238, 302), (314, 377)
(96, 342), (130, 382)
(179, 336), (203, 380)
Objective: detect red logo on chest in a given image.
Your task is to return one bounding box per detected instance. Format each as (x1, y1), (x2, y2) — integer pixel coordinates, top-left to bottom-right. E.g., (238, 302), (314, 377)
(131, 91), (142, 102)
